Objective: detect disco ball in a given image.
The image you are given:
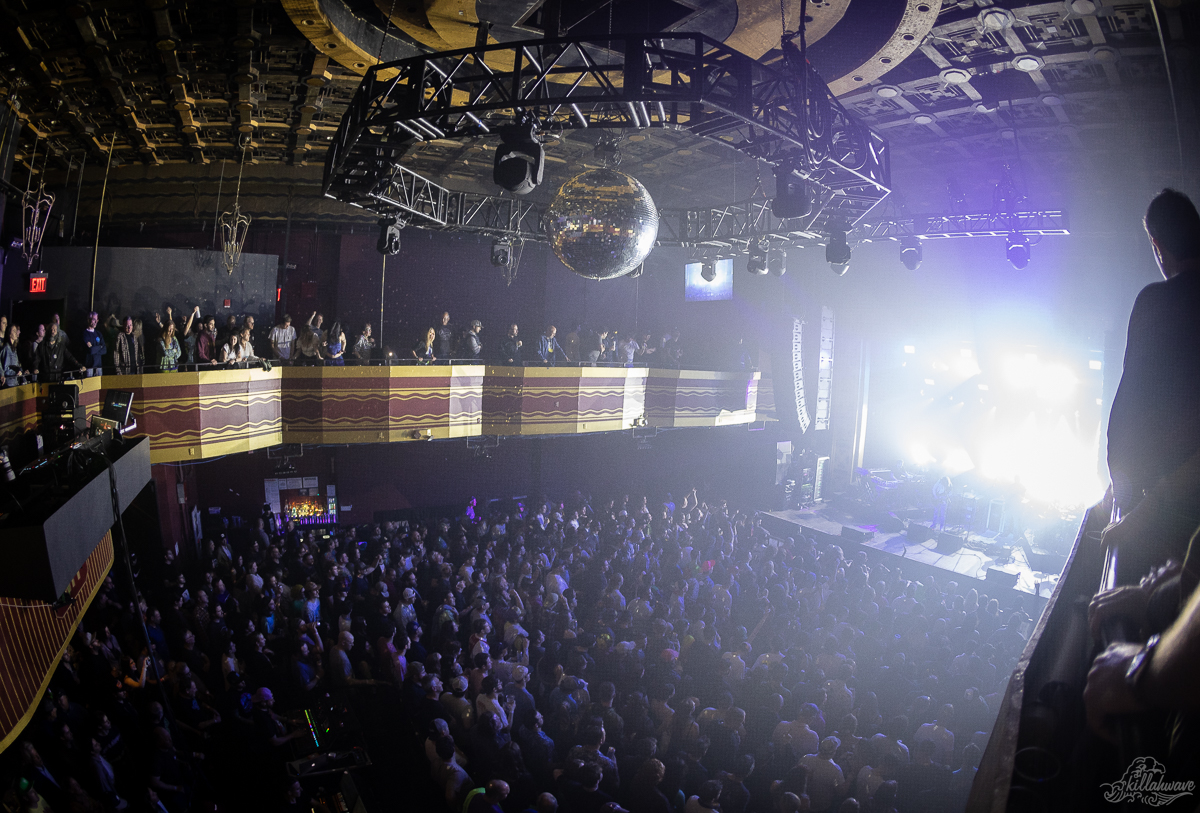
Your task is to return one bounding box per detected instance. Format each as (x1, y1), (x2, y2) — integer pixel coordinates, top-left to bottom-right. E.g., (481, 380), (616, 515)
(545, 168), (659, 280)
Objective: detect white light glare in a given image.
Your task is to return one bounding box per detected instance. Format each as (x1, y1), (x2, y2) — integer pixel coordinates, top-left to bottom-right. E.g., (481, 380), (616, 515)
(1089, 360), (1103, 370)
(979, 413), (1104, 506)
(943, 448), (975, 475)
(960, 348), (972, 357)
(904, 345), (916, 354)
(978, 384), (989, 391)
(1003, 354), (1078, 402)
(908, 443), (936, 466)
(924, 378), (936, 385)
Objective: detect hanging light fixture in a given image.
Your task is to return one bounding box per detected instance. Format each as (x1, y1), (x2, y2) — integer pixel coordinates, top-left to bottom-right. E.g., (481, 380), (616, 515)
(219, 138), (252, 275)
(20, 136), (54, 267)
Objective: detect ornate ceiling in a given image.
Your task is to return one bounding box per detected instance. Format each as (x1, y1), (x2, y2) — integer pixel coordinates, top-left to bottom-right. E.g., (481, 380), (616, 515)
(0, 0), (1192, 222)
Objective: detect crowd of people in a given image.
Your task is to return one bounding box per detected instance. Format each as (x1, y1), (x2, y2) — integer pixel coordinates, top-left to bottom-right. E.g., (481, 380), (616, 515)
(0, 308), (754, 385)
(2, 486), (1032, 813)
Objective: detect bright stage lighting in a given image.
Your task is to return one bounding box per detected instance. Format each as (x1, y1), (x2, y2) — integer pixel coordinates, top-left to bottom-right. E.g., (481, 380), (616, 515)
(826, 227), (851, 271)
(1089, 359), (1102, 370)
(1006, 233), (1031, 269)
(980, 414), (1105, 506)
(746, 242), (768, 275)
(908, 443), (936, 466)
(899, 236), (922, 270)
(943, 448), (975, 475)
(768, 248), (787, 276)
(904, 345), (916, 354)
(1003, 354), (1077, 401)
(494, 123), (545, 195)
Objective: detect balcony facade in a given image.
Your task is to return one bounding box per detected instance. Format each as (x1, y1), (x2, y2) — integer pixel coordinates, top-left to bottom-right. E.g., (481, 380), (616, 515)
(0, 366), (775, 464)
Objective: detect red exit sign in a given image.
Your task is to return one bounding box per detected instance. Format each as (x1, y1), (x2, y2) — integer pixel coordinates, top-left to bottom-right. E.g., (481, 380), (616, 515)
(28, 273), (48, 294)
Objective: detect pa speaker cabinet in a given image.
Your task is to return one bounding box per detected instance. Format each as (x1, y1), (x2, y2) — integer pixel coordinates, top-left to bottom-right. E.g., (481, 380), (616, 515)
(936, 532), (965, 553)
(840, 526), (874, 543)
(985, 568), (1020, 589)
(906, 523), (937, 544)
(46, 384), (79, 413)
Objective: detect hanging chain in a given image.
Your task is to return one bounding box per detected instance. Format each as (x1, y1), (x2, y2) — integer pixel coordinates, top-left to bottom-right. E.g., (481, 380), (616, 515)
(234, 136), (248, 205)
(375, 0), (398, 66)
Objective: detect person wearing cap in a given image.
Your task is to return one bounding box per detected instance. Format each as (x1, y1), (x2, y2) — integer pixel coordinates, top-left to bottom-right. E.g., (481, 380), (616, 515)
(798, 737), (846, 812)
(440, 675), (475, 737)
(393, 587), (419, 631)
(463, 320), (484, 359)
(506, 665), (537, 732)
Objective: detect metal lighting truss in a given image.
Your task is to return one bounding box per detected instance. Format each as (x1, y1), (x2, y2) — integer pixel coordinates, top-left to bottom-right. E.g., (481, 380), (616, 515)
(855, 211), (1070, 241)
(324, 33), (891, 233)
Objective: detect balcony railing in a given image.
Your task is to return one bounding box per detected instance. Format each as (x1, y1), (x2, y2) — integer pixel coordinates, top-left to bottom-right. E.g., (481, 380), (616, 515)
(0, 366), (776, 463)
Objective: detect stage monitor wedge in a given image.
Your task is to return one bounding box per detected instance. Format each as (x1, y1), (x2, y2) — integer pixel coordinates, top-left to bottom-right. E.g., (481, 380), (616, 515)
(936, 532), (965, 554)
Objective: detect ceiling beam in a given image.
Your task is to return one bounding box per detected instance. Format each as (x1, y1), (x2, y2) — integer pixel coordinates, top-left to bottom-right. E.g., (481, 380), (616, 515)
(147, 0), (207, 163)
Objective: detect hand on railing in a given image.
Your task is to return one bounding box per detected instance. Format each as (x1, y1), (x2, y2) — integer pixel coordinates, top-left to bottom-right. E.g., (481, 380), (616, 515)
(1084, 639), (1149, 743)
(1089, 560), (1181, 641)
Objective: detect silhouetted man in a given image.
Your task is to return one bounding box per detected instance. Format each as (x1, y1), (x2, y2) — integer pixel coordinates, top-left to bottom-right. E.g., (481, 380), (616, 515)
(1106, 189), (1200, 583)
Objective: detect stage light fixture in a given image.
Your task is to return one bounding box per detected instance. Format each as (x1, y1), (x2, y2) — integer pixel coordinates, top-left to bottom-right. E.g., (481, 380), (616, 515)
(376, 216), (403, 255)
(826, 227), (851, 273)
(768, 248), (786, 276)
(700, 260), (717, 282)
(746, 242), (768, 275)
(491, 238), (513, 268)
(899, 236), (923, 271)
(772, 165), (812, 220)
(493, 122), (545, 195)
(1006, 233), (1031, 269)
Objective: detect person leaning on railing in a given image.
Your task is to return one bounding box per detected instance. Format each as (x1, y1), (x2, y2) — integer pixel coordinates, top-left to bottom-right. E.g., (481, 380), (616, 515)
(352, 323), (374, 363)
(1086, 528), (1200, 786)
(35, 322), (85, 382)
(292, 325), (324, 366)
(0, 323), (29, 387)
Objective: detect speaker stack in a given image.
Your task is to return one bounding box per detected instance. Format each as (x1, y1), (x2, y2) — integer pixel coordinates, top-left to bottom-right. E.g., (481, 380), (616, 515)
(43, 384), (86, 448)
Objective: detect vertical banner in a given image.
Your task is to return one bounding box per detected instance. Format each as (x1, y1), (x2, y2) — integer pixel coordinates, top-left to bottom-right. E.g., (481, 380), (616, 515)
(816, 306), (835, 430)
(793, 317), (811, 432)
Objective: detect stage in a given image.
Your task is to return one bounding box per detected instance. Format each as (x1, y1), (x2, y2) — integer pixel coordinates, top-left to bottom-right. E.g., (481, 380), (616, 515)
(762, 501), (1067, 604)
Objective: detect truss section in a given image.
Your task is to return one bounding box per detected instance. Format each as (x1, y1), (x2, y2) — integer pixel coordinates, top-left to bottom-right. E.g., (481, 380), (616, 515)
(324, 33), (891, 233)
(857, 211), (1071, 240)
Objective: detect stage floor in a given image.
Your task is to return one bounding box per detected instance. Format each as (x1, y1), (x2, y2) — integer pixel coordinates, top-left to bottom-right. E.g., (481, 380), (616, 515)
(765, 505), (1061, 597)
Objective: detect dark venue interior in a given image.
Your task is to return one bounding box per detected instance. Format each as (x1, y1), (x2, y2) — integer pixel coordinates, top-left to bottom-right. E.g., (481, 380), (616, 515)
(0, 1), (1196, 813)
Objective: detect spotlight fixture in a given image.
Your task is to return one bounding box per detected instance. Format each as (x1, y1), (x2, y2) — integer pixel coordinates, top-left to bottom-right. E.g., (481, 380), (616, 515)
(899, 236), (923, 271)
(772, 165), (811, 220)
(376, 216), (403, 255)
(700, 260), (717, 282)
(746, 242), (768, 275)
(491, 238), (514, 268)
(493, 122), (545, 195)
(825, 226), (851, 273)
(1006, 233), (1031, 269)
(768, 247), (787, 277)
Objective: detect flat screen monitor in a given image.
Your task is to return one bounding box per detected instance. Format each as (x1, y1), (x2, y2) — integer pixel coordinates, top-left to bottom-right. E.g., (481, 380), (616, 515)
(101, 390), (134, 425)
(684, 258), (733, 302)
